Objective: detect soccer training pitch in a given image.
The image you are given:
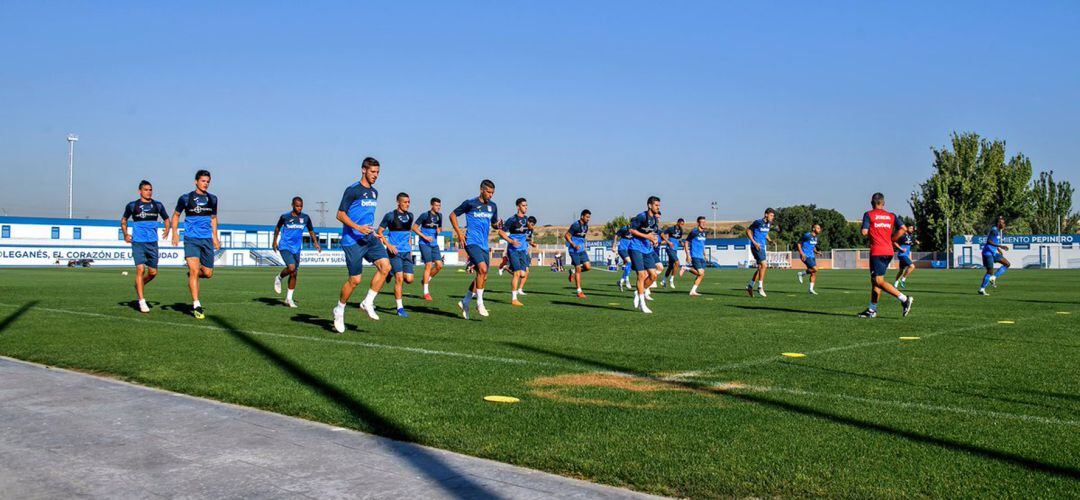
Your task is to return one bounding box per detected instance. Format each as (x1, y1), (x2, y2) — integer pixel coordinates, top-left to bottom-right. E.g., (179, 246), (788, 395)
(0, 267), (1077, 498)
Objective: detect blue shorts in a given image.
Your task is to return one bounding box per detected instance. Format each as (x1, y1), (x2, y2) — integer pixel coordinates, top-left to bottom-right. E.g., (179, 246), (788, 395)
(183, 238), (215, 269)
(982, 253), (1005, 270)
(509, 251), (530, 272)
(569, 250), (589, 267)
(870, 255), (892, 277)
(389, 253), (414, 275)
(666, 247), (678, 265)
(281, 250), (301, 269)
(751, 245), (767, 264)
(803, 257), (817, 269)
(629, 249), (657, 272)
(419, 244), (442, 263)
(342, 237), (389, 276)
(691, 257), (706, 270)
(897, 255), (913, 268)
(465, 244), (489, 267)
(618, 247), (631, 260)
(132, 241), (159, 268)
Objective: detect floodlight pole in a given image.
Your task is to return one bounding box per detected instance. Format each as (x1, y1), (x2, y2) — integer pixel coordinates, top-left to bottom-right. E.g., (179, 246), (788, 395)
(67, 134), (79, 218)
(710, 201), (718, 238)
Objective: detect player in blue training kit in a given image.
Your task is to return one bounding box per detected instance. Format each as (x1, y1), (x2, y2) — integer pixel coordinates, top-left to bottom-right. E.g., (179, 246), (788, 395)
(681, 216), (709, 296)
(412, 198), (444, 301)
(660, 219), (685, 288)
(565, 209), (592, 298)
(503, 198), (533, 306)
(517, 216), (538, 294)
(612, 225), (633, 291)
(378, 193), (415, 317)
(273, 197), (321, 307)
(171, 170), (219, 319)
(979, 216), (1011, 295)
(332, 157), (392, 333)
(796, 223), (823, 294)
(893, 225), (918, 289)
(121, 180), (173, 313)
(628, 196), (662, 313)
(450, 179), (510, 319)
(745, 208), (775, 297)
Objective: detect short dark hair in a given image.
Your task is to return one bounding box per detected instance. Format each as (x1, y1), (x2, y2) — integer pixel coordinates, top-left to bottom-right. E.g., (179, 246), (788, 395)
(677, 218), (685, 223)
(516, 197), (527, 206)
(195, 169), (211, 180)
(697, 216), (706, 222)
(138, 180), (152, 189)
(527, 216), (537, 224)
(397, 192), (409, 201)
(292, 196), (303, 204)
(430, 197), (441, 205)
(764, 207), (775, 215)
(362, 157), (380, 169)
(480, 179), (495, 190)
(871, 192), (885, 206)
(581, 209), (591, 217)
(647, 196), (660, 205)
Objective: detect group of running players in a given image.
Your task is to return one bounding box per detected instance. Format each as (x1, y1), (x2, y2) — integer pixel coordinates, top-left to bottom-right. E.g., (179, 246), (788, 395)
(119, 157), (1014, 327)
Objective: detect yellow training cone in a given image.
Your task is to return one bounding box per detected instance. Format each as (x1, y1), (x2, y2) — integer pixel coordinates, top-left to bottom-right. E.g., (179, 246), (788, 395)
(484, 395), (520, 404)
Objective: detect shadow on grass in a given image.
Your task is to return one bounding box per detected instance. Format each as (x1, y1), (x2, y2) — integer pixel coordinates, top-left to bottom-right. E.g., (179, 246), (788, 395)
(253, 297), (284, 307)
(290, 313), (361, 333)
(0, 301), (38, 333)
(1027, 390), (1080, 403)
(506, 343), (1080, 481)
(549, 300), (629, 312)
(945, 333), (1080, 349)
(728, 304), (870, 319)
(1008, 299), (1080, 306)
(160, 303), (193, 314)
(406, 306), (461, 320)
(117, 300), (161, 312)
(208, 316), (499, 499)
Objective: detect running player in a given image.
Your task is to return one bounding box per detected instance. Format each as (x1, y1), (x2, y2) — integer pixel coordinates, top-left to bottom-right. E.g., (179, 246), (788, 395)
(612, 224), (633, 291)
(745, 208), (775, 297)
(660, 219), (684, 288)
(413, 198), (444, 301)
(516, 216), (538, 295)
(857, 192), (914, 318)
(682, 216), (708, 296)
(893, 225), (918, 289)
(272, 197), (321, 307)
(378, 193), (415, 317)
(629, 197), (661, 313)
(120, 180), (172, 313)
(451, 179), (507, 319)
(796, 223), (822, 294)
(565, 210), (592, 298)
(332, 157), (392, 333)
(979, 216), (1011, 295)
(503, 198), (531, 306)
(170, 170), (219, 319)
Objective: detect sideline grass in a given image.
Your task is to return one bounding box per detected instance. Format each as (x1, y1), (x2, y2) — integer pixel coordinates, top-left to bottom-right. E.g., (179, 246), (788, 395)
(1, 266), (1078, 497)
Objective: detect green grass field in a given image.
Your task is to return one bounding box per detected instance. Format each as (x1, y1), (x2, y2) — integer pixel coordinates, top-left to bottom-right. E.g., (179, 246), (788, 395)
(1, 265), (1078, 498)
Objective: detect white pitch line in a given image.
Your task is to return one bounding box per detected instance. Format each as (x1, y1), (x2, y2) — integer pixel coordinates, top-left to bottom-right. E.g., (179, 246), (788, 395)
(716, 382), (1080, 427)
(0, 303), (576, 369)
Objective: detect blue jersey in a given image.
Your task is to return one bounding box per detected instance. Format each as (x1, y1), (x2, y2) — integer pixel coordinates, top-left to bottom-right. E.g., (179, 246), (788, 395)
(748, 218), (771, 247)
(415, 210), (442, 247)
(504, 214), (530, 253)
(337, 182), (379, 247)
(123, 199), (169, 243)
(629, 211), (659, 253)
(379, 209), (414, 253)
(567, 220), (588, 251)
(276, 212), (313, 254)
(897, 232), (914, 257)
(174, 191), (218, 239)
(452, 197), (499, 250)
(982, 226), (1003, 256)
(615, 226), (632, 250)
(799, 231), (818, 259)
(663, 225), (683, 249)
(687, 228), (707, 259)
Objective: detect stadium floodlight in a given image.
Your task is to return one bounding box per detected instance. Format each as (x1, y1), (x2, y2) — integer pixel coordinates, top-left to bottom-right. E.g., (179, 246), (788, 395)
(67, 134), (79, 218)
(710, 201), (718, 238)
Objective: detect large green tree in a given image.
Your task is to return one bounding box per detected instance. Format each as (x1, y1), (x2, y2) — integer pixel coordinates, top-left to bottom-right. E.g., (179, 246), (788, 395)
(1029, 170), (1079, 234)
(602, 215), (631, 240)
(773, 205), (859, 252)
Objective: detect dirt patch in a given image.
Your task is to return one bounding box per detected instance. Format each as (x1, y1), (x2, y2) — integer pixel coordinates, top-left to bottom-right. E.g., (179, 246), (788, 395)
(527, 372), (706, 408)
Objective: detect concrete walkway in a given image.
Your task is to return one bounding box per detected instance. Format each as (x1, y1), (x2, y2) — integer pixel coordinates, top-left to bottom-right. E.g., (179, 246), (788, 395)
(0, 357), (659, 499)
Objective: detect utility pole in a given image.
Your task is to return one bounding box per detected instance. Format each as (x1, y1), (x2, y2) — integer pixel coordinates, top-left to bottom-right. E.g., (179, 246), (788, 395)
(67, 134), (78, 218)
(315, 201), (328, 227)
(710, 201), (718, 238)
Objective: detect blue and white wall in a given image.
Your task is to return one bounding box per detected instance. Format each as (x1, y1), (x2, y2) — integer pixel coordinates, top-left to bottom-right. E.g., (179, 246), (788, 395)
(953, 234), (1080, 269)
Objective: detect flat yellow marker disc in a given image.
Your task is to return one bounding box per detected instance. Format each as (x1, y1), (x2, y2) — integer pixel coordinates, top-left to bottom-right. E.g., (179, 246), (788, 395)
(781, 352), (806, 358)
(608, 302), (620, 306)
(706, 298), (715, 301)
(484, 395), (520, 404)
(1057, 311), (1072, 315)
(998, 320), (1015, 324)
(899, 336), (920, 341)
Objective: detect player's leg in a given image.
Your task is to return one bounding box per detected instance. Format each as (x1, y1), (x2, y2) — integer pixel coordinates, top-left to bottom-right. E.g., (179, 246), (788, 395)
(185, 256), (204, 318)
(873, 257), (913, 315)
(979, 254), (994, 294)
(333, 245), (366, 332)
(511, 267), (523, 306)
(134, 263), (147, 301)
(474, 257), (490, 316)
(992, 255), (1010, 286)
(807, 266), (818, 294)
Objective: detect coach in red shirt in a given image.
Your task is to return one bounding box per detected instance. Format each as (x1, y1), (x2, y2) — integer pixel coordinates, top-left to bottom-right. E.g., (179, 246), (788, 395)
(858, 192), (914, 318)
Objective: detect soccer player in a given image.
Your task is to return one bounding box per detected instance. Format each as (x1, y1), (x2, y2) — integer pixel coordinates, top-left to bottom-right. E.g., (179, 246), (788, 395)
(378, 193), (415, 317)
(629, 196), (662, 313)
(660, 219), (684, 288)
(503, 198), (532, 306)
(893, 226), (918, 289)
(796, 223), (823, 294)
(272, 196), (321, 307)
(171, 170), (219, 319)
(612, 224), (633, 291)
(516, 215), (539, 295)
(451, 179), (507, 319)
(745, 208), (775, 297)
(857, 192), (914, 318)
(565, 210), (592, 298)
(121, 180), (172, 313)
(413, 197), (444, 301)
(682, 216), (708, 296)
(332, 157), (392, 333)
(979, 216), (1011, 295)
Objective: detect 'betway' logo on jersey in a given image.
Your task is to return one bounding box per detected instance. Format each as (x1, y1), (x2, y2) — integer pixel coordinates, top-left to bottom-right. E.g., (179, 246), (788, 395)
(872, 214), (894, 229)
(286, 223), (305, 230)
(189, 205), (213, 214)
(472, 209), (494, 218)
(360, 199), (378, 207)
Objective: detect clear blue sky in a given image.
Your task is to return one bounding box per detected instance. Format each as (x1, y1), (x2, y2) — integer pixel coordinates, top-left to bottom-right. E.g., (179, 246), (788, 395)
(1, 1), (1078, 226)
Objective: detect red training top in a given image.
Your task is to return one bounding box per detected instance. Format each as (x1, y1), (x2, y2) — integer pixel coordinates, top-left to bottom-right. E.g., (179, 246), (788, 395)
(862, 209), (902, 257)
